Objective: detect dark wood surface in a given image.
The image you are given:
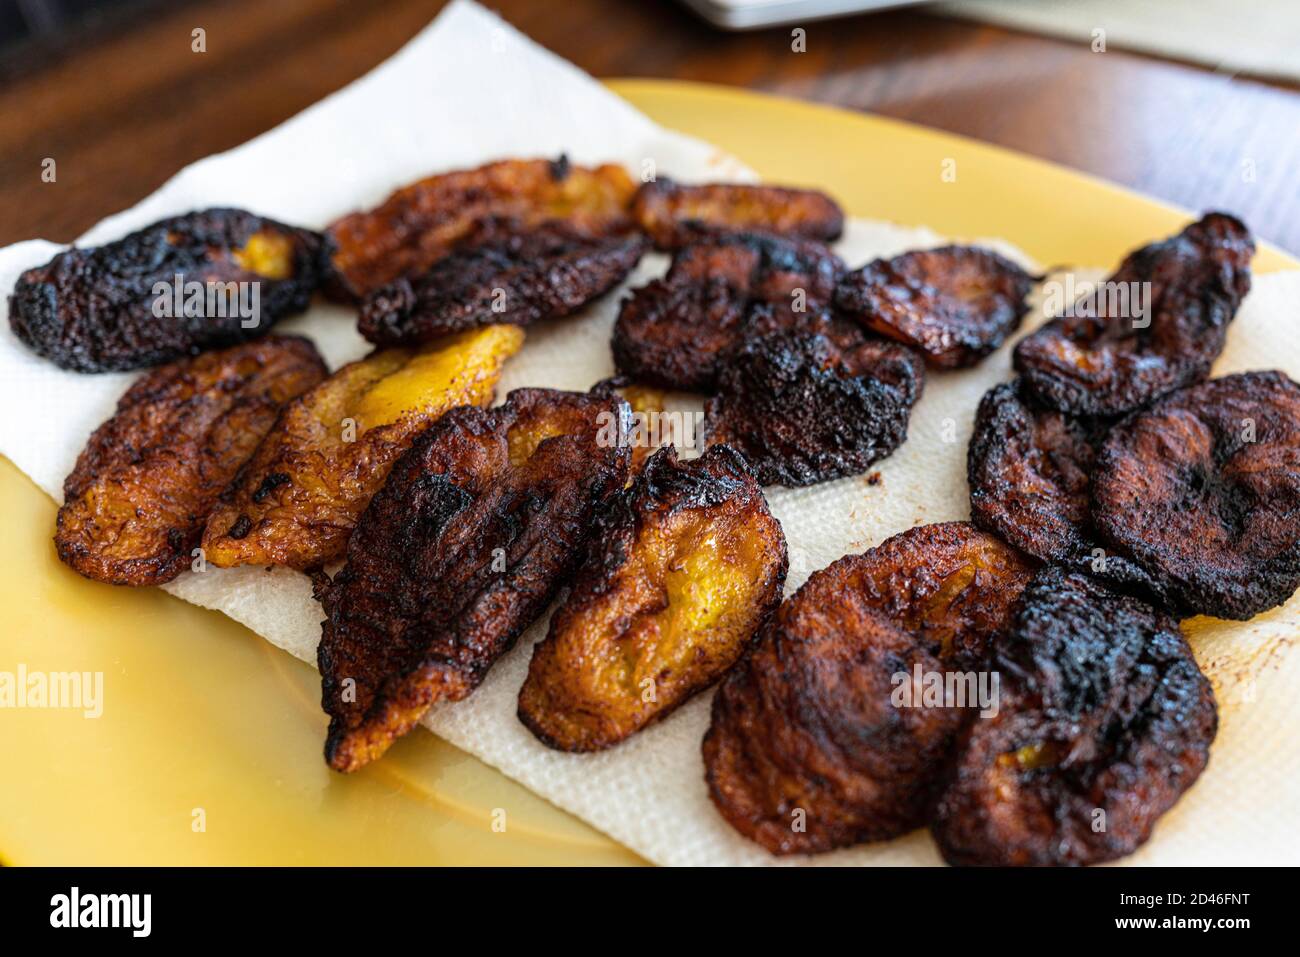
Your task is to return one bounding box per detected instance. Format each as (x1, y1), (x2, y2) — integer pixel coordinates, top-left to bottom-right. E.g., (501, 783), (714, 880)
(2, 0), (1298, 254)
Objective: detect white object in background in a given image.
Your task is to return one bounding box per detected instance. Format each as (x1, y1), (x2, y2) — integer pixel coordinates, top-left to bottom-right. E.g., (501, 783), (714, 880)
(937, 0), (1300, 83)
(678, 0), (933, 31)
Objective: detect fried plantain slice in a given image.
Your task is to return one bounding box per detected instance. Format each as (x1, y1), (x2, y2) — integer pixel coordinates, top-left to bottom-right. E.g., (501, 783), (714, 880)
(1091, 370), (1300, 620)
(201, 325), (523, 570)
(589, 375), (673, 472)
(55, 336), (327, 586)
(703, 328), (924, 487)
(967, 380), (1178, 603)
(704, 522), (1036, 855)
(357, 225), (646, 346)
(631, 178), (844, 251)
(835, 245), (1036, 369)
(318, 388), (632, 772)
(9, 208), (330, 373)
(611, 231), (847, 392)
(1014, 213), (1254, 416)
(518, 445), (787, 752)
(968, 380), (1097, 564)
(931, 568), (1217, 866)
(326, 157), (636, 300)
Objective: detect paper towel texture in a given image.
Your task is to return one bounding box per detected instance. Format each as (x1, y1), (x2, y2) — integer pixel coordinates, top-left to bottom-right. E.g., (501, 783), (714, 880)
(1, 0), (1296, 866)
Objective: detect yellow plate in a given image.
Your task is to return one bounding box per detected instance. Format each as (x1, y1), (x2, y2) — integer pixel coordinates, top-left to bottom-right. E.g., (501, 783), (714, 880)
(2, 81), (1295, 866)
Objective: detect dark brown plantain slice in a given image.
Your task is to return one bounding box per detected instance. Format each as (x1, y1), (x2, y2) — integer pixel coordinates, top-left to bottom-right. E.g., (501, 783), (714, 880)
(931, 568), (1217, 866)
(835, 245), (1036, 369)
(55, 336), (327, 586)
(357, 226), (647, 346)
(518, 445), (787, 752)
(966, 379), (1164, 600)
(612, 230), (846, 393)
(1013, 213), (1254, 416)
(318, 388), (632, 772)
(661, 229), (845, 300)
(703, 327), (924, 487)
(326, 157), (636, 300)
(9, 208), (330, 373)
(1091, 370), (1300, 620)
(631, 178), (844, 251)
(968, 380), (1099, 564)
(704, 522), (1036, 855)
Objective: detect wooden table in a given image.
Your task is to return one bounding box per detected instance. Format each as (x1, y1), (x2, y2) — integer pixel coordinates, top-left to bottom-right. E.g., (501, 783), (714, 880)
(2, 0), (1298, 254)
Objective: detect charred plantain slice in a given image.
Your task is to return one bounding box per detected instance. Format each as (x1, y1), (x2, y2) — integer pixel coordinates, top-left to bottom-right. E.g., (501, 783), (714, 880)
(704, 522), (1036, 855)
(326, 157), (636, 301)
(201, 324), (523, 570)
(9, 208), (330, 373)
(631, 178), (844, 251)
(967, 380), (1175, 601)
(931, 568), (1217, 867)
(968, 379), (1111, 565)
(703, 328), (924, 487)
(55, 336), (327, 586)
(357, 225), (646, 346)
(1014, 213), (1254, 416)
(612, 231), (846, 393)
(518, 445), (787, 752)
(835, 245), (1036, 369)
(1091, 370), (1300, 620)
(318, 388), (632, 772)
(662, 229), (845, 301)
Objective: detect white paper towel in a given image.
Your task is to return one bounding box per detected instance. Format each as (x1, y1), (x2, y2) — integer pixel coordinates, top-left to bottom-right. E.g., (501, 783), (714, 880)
(1, 0), (1297, 866)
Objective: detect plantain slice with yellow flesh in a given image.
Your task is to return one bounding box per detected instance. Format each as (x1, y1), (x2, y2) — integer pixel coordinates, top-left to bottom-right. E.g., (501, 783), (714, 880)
(202, 324), (524, 570)
(518, 445), (788, 752)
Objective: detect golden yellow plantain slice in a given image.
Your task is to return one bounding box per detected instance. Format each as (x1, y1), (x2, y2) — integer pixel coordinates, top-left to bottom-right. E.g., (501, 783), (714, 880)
(518, 445), (788, 752)
(201, 324), (524, 570)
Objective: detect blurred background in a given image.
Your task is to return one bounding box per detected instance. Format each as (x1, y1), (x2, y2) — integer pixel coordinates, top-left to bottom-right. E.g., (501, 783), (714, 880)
(1, 0), (1297, 252)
